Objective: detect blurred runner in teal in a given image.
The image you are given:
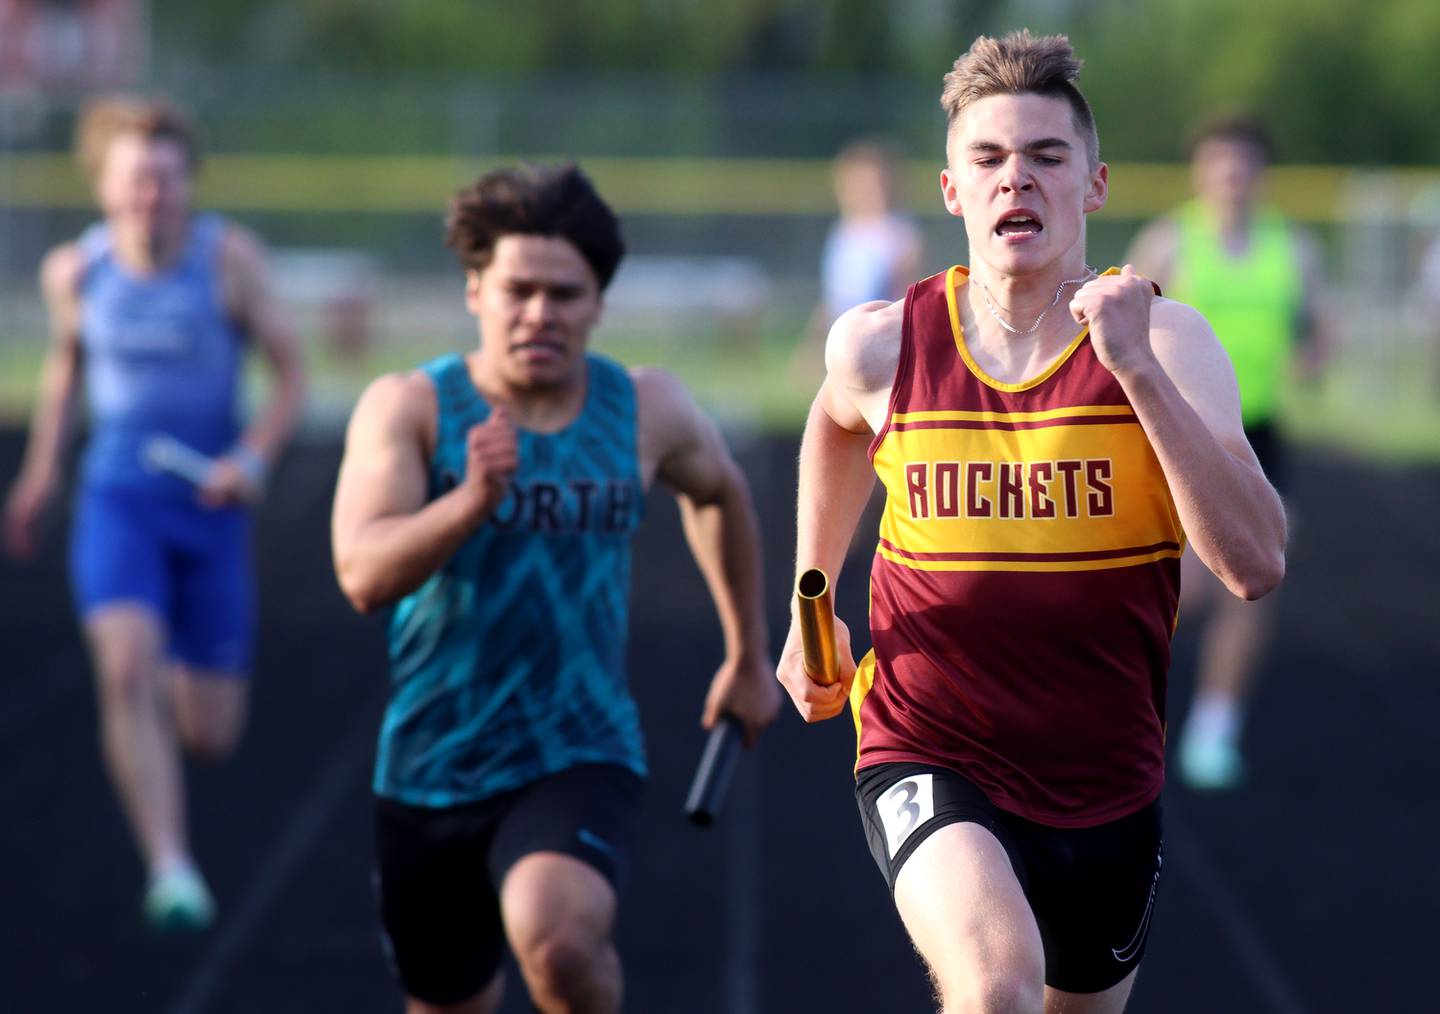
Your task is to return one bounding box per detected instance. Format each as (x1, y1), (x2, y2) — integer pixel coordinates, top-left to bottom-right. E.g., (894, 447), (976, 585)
(331, 163), (779, 1014)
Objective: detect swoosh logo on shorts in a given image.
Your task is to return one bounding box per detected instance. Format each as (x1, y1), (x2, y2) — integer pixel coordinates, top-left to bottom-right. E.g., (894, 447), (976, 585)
(578, 828), (615, 857)
(1112, 846), (1163, 963)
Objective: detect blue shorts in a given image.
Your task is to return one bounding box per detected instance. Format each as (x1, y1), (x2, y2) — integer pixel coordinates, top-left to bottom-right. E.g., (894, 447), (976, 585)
(69, 485), (254, 673)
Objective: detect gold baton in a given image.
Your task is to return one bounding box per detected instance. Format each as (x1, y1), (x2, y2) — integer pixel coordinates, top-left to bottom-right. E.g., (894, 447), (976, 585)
(795, 567), (840, 686)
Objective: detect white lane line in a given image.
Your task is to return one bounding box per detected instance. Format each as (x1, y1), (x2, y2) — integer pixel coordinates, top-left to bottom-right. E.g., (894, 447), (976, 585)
(165, 699), (377, 1014)
(1165, 803), (1310, 1014)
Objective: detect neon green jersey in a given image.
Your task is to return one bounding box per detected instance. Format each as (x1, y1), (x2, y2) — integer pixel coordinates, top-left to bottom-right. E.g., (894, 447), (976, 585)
(1167, 201), (1303, 426)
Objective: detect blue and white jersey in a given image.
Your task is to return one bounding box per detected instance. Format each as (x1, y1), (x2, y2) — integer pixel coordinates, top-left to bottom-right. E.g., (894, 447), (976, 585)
(76, 214), (244, 495)
(821, 212), (919, 321)
(375, 352), (648, 807)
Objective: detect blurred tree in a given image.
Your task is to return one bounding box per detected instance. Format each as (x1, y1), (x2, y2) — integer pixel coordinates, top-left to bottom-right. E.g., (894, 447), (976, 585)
(1063, 0), (1440, 163)
(144, 0), (1440, 164)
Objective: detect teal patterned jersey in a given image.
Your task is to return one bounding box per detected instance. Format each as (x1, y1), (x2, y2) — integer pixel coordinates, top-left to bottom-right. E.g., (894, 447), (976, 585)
(375, 353), (648, 806)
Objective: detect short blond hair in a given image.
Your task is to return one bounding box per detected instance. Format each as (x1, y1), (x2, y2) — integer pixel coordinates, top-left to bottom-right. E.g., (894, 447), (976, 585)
(75, 94), (200, 181)
(941, 30), (1098, 168)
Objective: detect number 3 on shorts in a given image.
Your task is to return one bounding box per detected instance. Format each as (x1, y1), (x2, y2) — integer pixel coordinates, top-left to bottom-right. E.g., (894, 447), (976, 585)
(878, 773), (935, 859)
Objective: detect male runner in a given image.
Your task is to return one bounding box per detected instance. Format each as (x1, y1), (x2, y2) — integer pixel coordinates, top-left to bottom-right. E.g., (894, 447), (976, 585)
(331, 163), (778, 1014)
(775, 32), (1286, 1014)
(3, 95), (305, 930)
(821, 138), (924, 323)
(793, 138), (924, 383)
(1128, 115), (1331, 790)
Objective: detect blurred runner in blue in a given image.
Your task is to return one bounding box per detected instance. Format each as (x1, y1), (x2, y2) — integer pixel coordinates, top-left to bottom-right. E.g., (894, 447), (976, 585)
(792, 137), (923, 382)
(331, 163), (779, 1014)
(3, 95), (306, 930)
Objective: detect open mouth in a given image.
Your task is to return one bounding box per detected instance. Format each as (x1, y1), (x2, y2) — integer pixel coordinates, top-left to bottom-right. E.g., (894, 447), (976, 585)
(514, 338), (564, 352)
(994, 211), (1043, 237)
(511, 341), (569, 366)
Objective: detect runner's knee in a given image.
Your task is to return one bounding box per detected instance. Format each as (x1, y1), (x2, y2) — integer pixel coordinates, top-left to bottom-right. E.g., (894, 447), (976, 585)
(173, 675), (248, 760)
(87, 610), (165, 711)
(503, 858), (613, 1001)
(513, 929), (602, 996)
(94, 648), (160, 711)
(178, 717), (241, 761)
(938, 962), (1044, 1014)
(917, 909), (1045, 1014)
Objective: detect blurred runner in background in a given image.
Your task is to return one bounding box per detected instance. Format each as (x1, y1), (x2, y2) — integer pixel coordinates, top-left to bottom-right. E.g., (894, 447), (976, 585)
(792, 137), (923, 381)
(1128, 113), (1332, 790)
(2, 94), (306, 930)
(331, 163), (779, 1014)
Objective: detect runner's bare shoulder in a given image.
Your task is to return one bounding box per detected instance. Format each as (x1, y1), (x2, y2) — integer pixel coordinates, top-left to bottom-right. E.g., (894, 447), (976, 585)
(1149, 295), (1218, 351)
(825, 298), (904, 396)
(39, 242), (83, 304)
(38, 243), (84, 345)
(628, 365), (698, 452)
(348, 368), (441, 452)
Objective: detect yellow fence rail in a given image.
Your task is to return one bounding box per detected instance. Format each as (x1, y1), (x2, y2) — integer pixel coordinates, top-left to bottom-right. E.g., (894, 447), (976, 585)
(7, 153), (1440, 222)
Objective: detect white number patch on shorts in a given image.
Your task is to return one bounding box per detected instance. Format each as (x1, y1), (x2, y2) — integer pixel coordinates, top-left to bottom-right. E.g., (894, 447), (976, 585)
(878, 773), (935, 859)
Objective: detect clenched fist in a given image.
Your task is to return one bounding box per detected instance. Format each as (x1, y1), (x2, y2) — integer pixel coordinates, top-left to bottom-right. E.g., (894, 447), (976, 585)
(1070, 264), (1158, 377)
(197, 454), (264, 509)
(3, 473), (54, 562)
(776, 612), (858, 723)
(460, 407), (519, 519)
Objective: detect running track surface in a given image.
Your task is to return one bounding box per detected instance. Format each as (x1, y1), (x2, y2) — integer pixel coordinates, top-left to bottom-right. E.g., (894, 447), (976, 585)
(1, 429), (1434, 1013)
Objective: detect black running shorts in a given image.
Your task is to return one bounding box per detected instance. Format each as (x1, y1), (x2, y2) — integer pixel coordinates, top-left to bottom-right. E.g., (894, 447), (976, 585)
(856, 762), (1163, 994)
(374, 763), (645, 1005)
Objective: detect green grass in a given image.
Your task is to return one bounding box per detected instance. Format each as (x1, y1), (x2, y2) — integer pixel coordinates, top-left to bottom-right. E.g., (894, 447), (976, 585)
(1285, 351), (1440, 464)
(0, 341), (46, 426)
(593, 324), (820, 432)
(5, 329), (1439, 464)
(286, 320), (823, 434)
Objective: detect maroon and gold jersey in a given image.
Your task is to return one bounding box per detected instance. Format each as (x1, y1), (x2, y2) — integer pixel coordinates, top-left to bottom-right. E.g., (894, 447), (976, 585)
(853, 266), (1184, 828)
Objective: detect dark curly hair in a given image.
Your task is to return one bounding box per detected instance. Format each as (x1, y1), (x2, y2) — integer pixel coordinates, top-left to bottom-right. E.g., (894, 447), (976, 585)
(445, 163), (625, 290)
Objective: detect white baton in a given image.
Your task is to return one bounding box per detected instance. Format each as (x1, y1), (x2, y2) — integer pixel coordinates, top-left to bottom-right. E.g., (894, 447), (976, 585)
(140, 434), (216, 487)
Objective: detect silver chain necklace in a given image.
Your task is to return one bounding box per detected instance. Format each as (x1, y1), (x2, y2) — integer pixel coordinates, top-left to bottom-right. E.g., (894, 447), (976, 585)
(973, 268), (1096, 336)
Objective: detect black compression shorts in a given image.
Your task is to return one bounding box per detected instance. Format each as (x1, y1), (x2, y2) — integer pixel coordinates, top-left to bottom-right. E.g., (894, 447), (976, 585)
(856, 762), (1163, 994)
(374, 763), (644, 1005)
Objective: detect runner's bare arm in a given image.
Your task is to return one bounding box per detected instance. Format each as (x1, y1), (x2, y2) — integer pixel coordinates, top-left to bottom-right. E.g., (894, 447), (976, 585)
(1151, 301), (1286, 597)
(1074, 269), (1285, 598)
(202, 226), (305, 503)
(3, 244), (84, 560)
(332, 372), (516, 613)
(777, 300), (900, 722)
(635, 367), (779, 744)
